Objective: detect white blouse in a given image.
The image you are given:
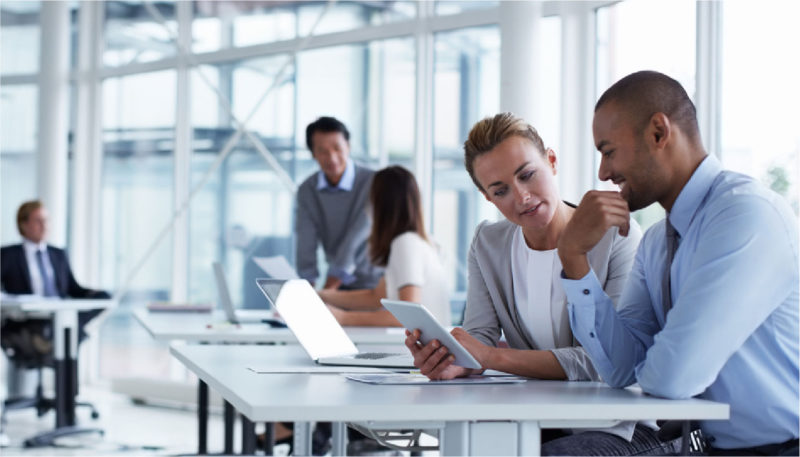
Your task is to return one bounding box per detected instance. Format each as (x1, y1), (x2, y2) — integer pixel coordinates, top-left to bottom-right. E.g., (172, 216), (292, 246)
(510, 227), (571, 350)
(384, 232), (451, 325)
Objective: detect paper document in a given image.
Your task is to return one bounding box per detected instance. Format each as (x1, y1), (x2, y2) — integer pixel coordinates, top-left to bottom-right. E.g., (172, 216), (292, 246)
(344, 373), (528, 385)
(252, 256), (300, 280)
(248, 365), (395, 374)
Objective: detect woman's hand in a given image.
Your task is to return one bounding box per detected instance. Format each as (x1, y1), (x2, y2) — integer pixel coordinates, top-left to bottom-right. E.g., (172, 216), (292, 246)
(404, 329), (472, 380)
(451, 327), (492, 369)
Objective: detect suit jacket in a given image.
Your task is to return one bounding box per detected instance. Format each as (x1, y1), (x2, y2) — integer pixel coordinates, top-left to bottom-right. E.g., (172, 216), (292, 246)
(0, 243), (99, 298)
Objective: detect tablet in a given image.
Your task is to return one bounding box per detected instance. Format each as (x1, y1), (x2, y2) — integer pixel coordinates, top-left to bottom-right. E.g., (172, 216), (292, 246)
(381, 299), (481, 369)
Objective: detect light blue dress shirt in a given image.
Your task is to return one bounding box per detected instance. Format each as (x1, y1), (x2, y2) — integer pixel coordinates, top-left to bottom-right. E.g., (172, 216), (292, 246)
(316, 158), (355, 191)
(561, 155), (799, 449)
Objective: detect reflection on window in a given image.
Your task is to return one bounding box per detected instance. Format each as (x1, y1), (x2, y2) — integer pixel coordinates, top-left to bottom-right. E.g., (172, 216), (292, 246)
(435, 0), (498, 16)
(295, 39), (415, 168)
(100, 70), (176, 380)
(537, 16), (562, 159)
(433, 26), (500, 307)
(0, 1), (40, 75)
(0, 85), (37, 245)
(192, 1), (416, 54)
(189, 56), (296, 309)
(721, 1), (800, 214)
(595, 0), (696, 229)
(104, 0), (177, 67)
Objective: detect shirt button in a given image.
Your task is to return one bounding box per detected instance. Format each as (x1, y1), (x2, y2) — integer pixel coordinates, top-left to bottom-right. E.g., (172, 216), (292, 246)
(589, 332), (595, 338)
(582, 289), (590, 295)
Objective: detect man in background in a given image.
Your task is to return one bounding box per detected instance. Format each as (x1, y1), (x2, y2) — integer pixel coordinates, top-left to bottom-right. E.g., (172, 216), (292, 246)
(1, 200), (109, 351)
(295, 116), (382, 290)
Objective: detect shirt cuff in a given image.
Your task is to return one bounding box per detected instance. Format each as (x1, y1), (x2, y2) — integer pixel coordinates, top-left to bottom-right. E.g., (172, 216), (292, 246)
(560, 268), (616, 380)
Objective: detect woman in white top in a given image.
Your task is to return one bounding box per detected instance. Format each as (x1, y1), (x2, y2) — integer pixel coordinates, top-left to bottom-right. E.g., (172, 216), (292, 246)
(404, 114), (675, 456)
(319, 165), (450, 326)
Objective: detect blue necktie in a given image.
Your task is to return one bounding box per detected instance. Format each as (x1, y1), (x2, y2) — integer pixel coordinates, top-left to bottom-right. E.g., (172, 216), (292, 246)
(662, 219), (679, 318)
(36, 249), (58, 297)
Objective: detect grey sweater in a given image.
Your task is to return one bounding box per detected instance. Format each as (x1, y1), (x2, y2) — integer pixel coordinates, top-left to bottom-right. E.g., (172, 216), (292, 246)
(463, 218), (642, 381)
(294, 164), (382, 289)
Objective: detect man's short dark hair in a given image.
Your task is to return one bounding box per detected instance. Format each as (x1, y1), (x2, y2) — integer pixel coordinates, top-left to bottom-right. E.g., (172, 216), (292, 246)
(305, 116), (350, 152)
(595, 70), (701, 141)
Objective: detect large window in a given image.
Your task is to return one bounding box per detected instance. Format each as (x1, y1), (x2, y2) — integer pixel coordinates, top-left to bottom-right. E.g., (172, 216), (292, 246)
(192, 1), (416, 54)
(432, 26), (500, 314)
(99, 70), (176, 379)
(0, 85), (38, 245)
(720, 1), (799, 214)
(188, 56), (296, 309)
(0, 1), (40, 76)
(595, 0), (696, 229)
(104, 0), (177, 67)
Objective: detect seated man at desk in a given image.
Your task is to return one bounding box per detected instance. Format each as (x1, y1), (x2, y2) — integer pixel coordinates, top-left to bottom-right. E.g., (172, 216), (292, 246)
(557, 71), (799, 455)
(1, 200), (109, 353)
(295, 116), (382, 291)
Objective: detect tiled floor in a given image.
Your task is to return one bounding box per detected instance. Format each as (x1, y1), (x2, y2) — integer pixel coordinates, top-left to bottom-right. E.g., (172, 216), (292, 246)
(0, 383), (239, 456)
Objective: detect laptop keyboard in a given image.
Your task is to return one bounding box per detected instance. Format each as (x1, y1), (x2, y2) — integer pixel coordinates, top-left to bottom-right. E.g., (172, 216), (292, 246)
(353, 352), (402, 360)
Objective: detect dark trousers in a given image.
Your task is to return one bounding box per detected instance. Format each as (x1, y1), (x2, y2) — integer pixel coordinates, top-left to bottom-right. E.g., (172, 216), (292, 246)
(541, 424), (678, 456)
(710, 438), (799, 456)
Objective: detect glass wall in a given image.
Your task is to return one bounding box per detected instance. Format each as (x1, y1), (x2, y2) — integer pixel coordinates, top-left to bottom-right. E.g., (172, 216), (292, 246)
(188, 55), (296, 309)
(595, 0), (696, 230)
(720, 1), (800, 214)
(0, 85), (38, 245)
(0, 1), (40, 76)
(192, 1), (416, 54)
(99, 70), (176, 379)
(103, 0), (177, 67)
(432, 26), (500, 317)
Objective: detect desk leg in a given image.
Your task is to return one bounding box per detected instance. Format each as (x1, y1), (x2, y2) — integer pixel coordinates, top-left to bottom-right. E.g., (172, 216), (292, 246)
(332, 422), (348, 456)
(54, 328), (76, 427)
(198, 380), (208, 455)
(441, 421), (541, 456)
(262, 423), (274, 455)
(224, 401), (235, 454)
(241, 415), (255, 455)
(517, 421), (541, 456)
(293, 422), (312, 456)
(53, 310), (78, 428)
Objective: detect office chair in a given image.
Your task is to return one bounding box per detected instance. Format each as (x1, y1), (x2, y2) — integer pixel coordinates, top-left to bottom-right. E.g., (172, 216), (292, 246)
(0, 318), (100, 431)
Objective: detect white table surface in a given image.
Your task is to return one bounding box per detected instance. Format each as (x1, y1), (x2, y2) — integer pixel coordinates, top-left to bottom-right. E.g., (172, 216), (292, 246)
(134, 308), (408, 345)
(1, 296), (116, 314)
(170, 344), (729, 424)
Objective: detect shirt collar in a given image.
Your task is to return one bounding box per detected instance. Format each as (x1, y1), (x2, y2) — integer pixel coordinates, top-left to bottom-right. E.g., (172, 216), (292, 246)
(667, 154), (723, 237)
(317, 159), (355, 191)
(22, 238), (47, 254)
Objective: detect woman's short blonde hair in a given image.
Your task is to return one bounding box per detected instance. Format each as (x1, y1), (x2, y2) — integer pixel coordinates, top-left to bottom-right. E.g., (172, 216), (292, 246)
(463, 112), (546, 192)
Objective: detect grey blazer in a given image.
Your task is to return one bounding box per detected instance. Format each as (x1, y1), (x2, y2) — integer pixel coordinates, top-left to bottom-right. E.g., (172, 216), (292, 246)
(463, 218), (642, 381)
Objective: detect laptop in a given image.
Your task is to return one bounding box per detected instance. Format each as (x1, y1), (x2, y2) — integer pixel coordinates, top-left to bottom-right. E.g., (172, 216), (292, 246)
(255, 278), (415, 369)
(213, 262), (284, 326)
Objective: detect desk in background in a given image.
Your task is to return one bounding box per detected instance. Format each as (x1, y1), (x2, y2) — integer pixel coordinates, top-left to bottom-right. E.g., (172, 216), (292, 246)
(0, 296), (115, 446)
(171, 344), (730, 456)
(134, 308), (408, 454)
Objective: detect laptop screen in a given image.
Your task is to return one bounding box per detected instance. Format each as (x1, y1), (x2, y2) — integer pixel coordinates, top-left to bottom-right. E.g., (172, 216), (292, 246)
(255, 279), (358, 360)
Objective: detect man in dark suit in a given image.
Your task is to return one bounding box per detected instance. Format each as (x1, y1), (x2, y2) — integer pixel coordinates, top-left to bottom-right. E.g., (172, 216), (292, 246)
(1, 200), (109, 353)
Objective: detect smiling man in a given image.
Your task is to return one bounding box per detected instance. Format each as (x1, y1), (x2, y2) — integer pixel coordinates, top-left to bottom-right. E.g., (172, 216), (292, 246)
(295, 116), (382, 291)
(557, 71), (799, 455)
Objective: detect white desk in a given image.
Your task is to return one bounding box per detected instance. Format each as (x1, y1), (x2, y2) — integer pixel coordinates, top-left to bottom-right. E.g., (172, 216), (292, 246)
(0, 297), (116, 446)
(133, 308), (407, 345)
(134, 308), (408, 454)
(171, 344), (730, 456)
